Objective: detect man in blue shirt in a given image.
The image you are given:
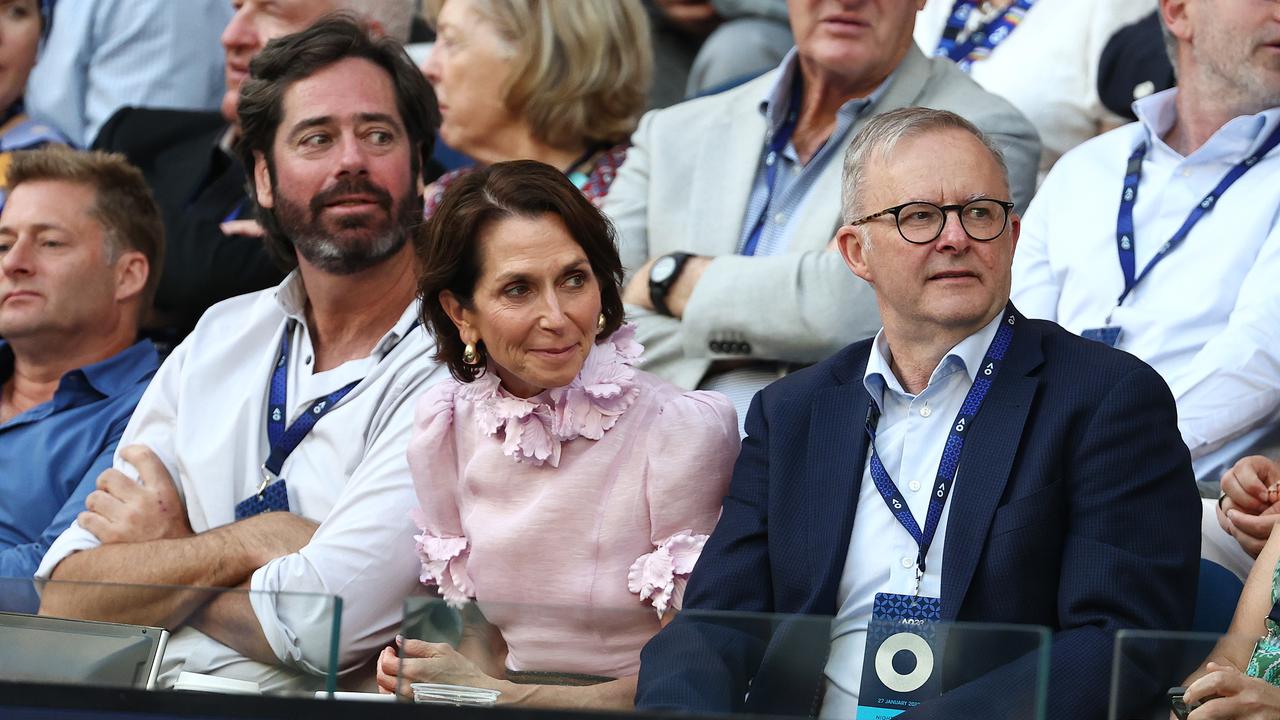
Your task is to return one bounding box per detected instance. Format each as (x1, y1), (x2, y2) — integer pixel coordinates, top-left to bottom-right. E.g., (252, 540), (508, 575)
(0, 147), (162, 609)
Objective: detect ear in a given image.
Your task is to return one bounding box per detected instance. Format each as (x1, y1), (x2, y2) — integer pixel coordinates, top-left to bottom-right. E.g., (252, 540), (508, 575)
(1161, 0), (1192, 47)
(113, 250), (149, 303)
(253, 150), (274, 209)
(366, 19), (388, 39)
(1008, 212), (1021, 255)
(439, 290), (478, 344)
(835, 224), (874, 285)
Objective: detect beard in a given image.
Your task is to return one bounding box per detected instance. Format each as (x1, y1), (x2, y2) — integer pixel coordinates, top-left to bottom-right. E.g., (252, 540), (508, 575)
(1193, 27), (1280, 114)
(270, 175), (420, 276)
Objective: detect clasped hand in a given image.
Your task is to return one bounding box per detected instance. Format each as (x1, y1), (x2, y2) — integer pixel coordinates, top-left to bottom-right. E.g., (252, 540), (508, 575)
(1181, 662), (1280, 719)
(80, 444), (192, 544)
(376, 636), (504, 699)
(1218, 455), (1280, 558)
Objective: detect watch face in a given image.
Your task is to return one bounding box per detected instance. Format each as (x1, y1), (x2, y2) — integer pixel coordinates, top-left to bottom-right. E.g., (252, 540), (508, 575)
(650, 255), (678, 283)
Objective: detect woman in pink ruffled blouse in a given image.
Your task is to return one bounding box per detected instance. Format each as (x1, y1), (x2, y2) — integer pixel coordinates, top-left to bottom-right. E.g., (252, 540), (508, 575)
(376, 160), (739, 708)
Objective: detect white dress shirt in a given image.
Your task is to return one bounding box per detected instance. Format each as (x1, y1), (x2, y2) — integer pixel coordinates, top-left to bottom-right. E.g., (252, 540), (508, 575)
(914, 0), (1156, 177)
(37, 272), (450, 690)
(1012, 90), (1280, 484)
(820, 312), (1003, 718)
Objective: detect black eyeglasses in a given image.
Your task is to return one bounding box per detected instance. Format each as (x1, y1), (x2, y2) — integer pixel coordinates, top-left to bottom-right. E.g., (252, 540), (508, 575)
(849, 199), (1015, 245)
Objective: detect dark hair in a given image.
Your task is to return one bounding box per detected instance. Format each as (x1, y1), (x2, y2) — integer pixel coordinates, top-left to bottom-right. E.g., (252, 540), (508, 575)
(235, 14), (438, 269)
(6, 148), (165, 312)
(416, 160), (626, 384)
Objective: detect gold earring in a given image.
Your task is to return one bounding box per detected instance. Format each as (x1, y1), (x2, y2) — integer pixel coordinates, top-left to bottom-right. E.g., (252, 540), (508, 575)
(462, 342), (479, 365)
(596, 313), (606, 332)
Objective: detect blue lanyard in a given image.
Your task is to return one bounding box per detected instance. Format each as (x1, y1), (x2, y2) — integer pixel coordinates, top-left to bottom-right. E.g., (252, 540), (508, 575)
(1112, 124), (1280, 309)
(741, 76), (802, 257)
(222, 199), (246, 226)
(262, 323), (361, 486)
(864, 307), (1016, 594)
(935, 0), (1036, 72)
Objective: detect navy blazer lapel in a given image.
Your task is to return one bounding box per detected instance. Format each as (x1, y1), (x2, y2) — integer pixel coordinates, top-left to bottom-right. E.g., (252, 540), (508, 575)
(939, 312), (1043, 620)
(807, 348), (873, 613)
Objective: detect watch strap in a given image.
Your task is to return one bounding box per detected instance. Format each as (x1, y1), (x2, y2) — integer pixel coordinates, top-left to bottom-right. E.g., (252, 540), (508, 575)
(649, 252), (692, 317)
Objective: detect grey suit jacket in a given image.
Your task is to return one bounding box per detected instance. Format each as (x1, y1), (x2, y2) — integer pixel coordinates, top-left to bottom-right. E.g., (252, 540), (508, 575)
(603, 44), (1041, 390)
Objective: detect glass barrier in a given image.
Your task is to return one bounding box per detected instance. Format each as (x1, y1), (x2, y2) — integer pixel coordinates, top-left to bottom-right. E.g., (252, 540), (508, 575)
(395, 596), (1051, 718)
(0, 576), (341, 697)
(1109, 629), (1234, 720)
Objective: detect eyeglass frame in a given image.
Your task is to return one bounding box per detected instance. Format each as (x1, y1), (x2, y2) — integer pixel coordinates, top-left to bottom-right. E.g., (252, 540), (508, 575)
(848, 198), (1016, 245)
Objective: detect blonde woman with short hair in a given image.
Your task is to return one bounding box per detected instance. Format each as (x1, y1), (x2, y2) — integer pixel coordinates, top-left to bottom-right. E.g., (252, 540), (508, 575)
(420, 0), (652, 216)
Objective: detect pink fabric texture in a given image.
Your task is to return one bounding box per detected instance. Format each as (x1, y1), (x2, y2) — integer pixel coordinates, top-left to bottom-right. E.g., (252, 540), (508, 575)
(407, 328), (739, 677)
(454, 325), (645, 467)
(627, 530), (707, 618)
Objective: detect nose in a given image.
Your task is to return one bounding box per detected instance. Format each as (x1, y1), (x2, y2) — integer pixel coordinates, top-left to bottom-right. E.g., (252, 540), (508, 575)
(422, 46), (441, 86)
(536, 290), (569, 332)
(0, 235), (36, 277)
(933, 208), (973, 253)
(221, 5), (258, 57)
(335, 134), (371, 176)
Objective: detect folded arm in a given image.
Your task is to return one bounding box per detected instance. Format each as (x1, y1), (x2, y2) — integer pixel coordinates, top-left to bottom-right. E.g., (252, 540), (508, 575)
(40, 510), (316, 629)
(1165, 225), (1280, 461)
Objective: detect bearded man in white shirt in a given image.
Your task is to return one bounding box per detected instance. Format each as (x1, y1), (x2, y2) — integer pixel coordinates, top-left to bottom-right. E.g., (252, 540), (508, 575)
(1011, 0), (1280, 498)
(35, 18), (449, 691)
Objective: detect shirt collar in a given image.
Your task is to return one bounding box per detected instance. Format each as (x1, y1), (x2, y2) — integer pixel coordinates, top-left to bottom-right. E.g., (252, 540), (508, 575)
(271, 270), (423, 359)
(862, 310), (1006, 409)
(758, 49), (896, 139)
(0, 338), (159, 398)
(1133, 88), (1280, 161)
(273, 270), (310, 322)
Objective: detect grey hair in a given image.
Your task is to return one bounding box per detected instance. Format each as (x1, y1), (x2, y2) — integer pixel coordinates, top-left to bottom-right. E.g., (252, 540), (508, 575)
(840, 107), (1009, 224)
(1156, 6), (1178, 79)
(339, 0), (415, 42)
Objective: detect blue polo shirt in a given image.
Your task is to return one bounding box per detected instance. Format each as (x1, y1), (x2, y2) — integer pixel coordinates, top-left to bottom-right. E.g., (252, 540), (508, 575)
(0, 339), (159, 602)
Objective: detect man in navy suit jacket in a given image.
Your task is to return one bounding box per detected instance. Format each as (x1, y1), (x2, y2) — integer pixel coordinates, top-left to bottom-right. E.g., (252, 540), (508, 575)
(636, 107), (1201, 720)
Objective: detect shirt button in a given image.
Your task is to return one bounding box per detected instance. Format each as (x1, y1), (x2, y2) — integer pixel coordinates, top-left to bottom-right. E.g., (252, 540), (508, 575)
(773, 212), (786, 224)
(901, 557), (914, 569)
(919, 405), (932, 418)
(1181, 169), (1193, 177)
(909, 480), (921, 492)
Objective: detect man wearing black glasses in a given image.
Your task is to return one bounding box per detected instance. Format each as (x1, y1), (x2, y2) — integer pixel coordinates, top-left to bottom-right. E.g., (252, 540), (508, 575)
(636, 107), (1200, 720)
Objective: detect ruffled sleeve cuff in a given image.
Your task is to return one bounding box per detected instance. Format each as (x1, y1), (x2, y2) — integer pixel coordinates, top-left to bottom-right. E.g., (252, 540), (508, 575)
(411, 518), (474, 607)
(627, 530), (707, 619)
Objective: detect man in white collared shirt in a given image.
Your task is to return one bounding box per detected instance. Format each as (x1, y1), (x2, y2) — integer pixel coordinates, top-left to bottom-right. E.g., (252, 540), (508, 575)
(35, 19), (449, 691)
(1011, 0), (1280, 491)
(636, 107), (1199, 720)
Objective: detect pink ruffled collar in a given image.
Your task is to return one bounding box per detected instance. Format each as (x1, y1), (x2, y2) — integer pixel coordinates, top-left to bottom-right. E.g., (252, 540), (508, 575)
(457, 324), (644, 467)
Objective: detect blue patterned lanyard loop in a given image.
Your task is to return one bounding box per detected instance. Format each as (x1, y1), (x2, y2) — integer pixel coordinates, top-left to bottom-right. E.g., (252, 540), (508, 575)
(260, 322), (361, 493)
(864, 307), (1016, 593)
(934, 0), (1036, 72)
(1113, 124), (1280, 310)
(742, 75), (803, 257)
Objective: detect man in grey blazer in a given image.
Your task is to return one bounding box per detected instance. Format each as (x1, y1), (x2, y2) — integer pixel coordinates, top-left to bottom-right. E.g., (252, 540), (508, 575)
(604, 0), (1040, 428)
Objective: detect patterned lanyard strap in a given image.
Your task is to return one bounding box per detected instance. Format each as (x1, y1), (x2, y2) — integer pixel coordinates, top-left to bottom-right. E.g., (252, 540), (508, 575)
(259, 322), (362, 494)
(864, 306), (1017, 595)
(1112, 123), (1280, 310)
(741, 73), (804, 258)
(934, 0), (1037, 72)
